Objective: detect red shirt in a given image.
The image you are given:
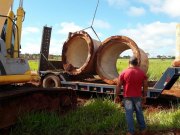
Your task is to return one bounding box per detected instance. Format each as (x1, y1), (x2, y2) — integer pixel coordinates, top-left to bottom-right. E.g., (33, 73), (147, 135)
(119, 67), (147, 97)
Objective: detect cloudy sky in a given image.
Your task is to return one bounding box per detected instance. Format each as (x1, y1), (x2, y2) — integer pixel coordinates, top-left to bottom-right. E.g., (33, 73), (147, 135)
(13, 0), (180, 57)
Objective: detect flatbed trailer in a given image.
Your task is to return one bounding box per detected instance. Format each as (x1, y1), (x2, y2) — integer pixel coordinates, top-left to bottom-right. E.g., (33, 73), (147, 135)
(39, 67), (180, 98)
(39, 26), (180, 99)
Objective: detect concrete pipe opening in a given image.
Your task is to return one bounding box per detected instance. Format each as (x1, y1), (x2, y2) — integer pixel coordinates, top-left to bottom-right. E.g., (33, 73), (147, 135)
(62, 31), (101, 75)
(96, 36), (149, 85)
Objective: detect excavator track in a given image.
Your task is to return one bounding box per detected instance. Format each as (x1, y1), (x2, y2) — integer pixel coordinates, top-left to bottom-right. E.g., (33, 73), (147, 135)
(0, 85), (77, 129)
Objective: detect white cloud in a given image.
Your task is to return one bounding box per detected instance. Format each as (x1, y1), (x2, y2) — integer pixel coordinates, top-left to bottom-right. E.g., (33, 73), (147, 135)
(21, 27), (41, 54)
(93, 19), (111, 29)
(58, 22), (83, 34)
(21, 32), (66, 55)
(49, 38), (65, 55)
(84, 28), (103, 41)
(106, 0), (180, 17)
(161, 0), (180, 17)
(22, 27), (40, 35)
(139, 0), (180, 17)
(128, 6), (146, 16)
(106, 0), (146, 17)
(57, 21), (104, 42)
(138, 0), (163, 6)
(119, 22), (177, 57)
(21, 42), (40, 54)
(21, 22), (104, 54)
(107, 0), (129, 7)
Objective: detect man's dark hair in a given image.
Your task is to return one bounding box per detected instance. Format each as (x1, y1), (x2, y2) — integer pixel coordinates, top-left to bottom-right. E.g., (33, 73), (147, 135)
(129, 56), (138, 66)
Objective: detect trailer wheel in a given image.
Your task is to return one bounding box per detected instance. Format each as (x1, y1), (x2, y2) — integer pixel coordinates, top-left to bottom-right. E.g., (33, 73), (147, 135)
(42, 75), (61, 88)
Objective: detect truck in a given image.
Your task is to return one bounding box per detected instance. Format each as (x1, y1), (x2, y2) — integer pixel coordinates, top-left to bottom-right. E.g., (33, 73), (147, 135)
(39, 26), (180, 99)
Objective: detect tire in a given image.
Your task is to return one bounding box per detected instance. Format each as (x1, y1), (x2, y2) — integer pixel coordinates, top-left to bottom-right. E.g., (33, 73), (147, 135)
(42, 74), (61, 88)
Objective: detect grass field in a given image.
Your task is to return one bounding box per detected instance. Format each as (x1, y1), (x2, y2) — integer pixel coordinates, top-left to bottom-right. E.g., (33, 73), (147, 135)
(11, 98), (180, 135)
(116, 58), (172, 81)
(28, 60), (39, 71)
(29, 59), (173, 81)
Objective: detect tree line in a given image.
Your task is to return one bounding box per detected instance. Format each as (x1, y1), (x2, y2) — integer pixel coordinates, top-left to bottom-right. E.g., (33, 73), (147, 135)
(20, 53), (175, 60)
(20, 54), (61, 60)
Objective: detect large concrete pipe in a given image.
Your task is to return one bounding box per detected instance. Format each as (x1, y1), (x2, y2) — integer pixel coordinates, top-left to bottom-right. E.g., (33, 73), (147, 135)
(62, 31), (101, 75)
(96, 36), (149, 85)
(172, 24), (180, 67)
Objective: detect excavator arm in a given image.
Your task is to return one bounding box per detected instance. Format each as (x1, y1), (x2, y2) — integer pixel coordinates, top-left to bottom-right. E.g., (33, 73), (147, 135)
(0, 0), (13, 33)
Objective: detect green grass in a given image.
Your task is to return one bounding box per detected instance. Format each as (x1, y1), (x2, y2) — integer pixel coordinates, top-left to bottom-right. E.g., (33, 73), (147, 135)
(11, 99), (126, 135)
(147, 59), (172, 81)
(116, 59), (172, 81)
(116, 59), (129, 73)
(10, 99), (180, 135)
(145, 109), (180, 131)
(28, 60), (39, 71)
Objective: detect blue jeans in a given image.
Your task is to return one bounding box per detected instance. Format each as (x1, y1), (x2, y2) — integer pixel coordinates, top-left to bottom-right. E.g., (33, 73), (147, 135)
(123, 97), (146, 134)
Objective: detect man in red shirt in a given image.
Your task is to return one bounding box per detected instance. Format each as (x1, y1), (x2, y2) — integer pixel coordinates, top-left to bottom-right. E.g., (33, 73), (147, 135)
(115, 56), (148, 135)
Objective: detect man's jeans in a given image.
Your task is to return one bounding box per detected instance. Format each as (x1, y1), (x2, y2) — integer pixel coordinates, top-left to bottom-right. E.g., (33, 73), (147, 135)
(123, 97), (146, 134)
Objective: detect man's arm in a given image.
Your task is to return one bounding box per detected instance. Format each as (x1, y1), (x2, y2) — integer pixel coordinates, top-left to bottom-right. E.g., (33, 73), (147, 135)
(142, 79), (148, 97)
(142, 79), (148, 105)
(114, 79), (123, 103)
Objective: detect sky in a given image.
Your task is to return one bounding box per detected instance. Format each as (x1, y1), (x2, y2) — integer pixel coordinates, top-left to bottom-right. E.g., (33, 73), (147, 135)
(12, 0), (180, 57)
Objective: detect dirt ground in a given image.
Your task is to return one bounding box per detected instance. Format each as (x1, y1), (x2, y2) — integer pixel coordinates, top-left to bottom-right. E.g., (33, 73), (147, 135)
(163, 88), (180, 98)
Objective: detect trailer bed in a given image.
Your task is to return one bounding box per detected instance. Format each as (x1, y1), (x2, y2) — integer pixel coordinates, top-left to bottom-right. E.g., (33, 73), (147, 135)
(61, 81), (164, 98)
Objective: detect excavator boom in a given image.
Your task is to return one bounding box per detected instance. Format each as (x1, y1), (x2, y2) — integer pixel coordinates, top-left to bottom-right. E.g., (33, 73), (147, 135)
(0, 0), (13, 33)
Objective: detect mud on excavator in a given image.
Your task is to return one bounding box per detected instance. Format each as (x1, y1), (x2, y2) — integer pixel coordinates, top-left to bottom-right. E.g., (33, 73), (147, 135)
(0, 0), (77, 129)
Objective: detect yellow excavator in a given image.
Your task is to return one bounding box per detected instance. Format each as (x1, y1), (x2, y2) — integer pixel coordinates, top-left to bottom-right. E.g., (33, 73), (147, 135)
(0, 0), (37, 85)
(0, 0), (77, 129)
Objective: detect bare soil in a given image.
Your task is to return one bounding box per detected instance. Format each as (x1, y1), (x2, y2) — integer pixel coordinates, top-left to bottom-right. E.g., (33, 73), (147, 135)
(163, 88), (180, 98)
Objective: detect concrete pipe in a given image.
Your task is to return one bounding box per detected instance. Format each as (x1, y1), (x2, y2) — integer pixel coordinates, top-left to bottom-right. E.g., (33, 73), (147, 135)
(96, 36), (149, 85)
(172, 24), (180, 67)
(62, 31), (101, 75)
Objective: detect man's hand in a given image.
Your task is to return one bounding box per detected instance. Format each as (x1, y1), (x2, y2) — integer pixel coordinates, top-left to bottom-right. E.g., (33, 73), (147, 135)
(142, 96), (146, 106)
(142, 79), (148, 106)
(114, 96), (121, 103)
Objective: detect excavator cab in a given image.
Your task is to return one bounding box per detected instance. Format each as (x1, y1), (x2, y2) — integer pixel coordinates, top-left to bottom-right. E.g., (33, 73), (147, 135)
(1, 20), (7, 42)
(1, 19), (15, 57)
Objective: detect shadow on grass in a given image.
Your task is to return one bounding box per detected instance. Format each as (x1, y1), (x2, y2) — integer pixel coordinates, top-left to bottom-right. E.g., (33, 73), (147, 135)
(10, 99), (127, 135)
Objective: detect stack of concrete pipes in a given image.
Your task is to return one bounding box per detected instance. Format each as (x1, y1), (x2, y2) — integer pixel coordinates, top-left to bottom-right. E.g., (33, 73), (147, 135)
(62, 31), (149, 85)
